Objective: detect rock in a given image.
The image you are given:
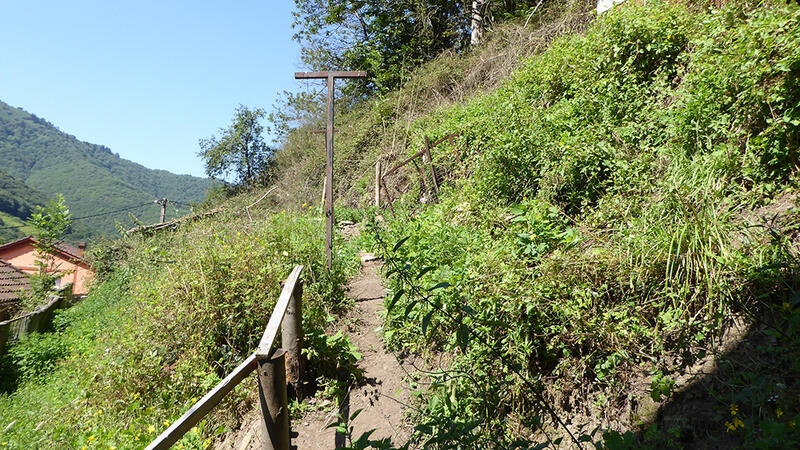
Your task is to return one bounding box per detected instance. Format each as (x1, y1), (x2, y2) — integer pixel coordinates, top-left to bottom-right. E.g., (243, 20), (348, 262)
(360, 253), (380, 263)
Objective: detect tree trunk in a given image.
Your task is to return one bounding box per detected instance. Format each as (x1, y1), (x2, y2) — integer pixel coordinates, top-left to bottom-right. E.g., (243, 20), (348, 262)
(471, 0), (486, 46)
(243, 133), (252, 186)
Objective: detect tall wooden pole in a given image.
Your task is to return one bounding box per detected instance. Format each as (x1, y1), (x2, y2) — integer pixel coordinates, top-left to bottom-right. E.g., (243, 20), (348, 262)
(325, 75), (335, 271)
(424, 136), (439, 196)
(159, 198), (167, 223)
(295, 71), (367, 272)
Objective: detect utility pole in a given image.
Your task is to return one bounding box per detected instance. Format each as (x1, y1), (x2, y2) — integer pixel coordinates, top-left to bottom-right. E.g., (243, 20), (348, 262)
(295, 71), (367, 271)
(155, 198), (168, 223)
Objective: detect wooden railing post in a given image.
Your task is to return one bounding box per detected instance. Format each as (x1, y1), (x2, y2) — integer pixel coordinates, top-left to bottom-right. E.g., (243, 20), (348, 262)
(256, 349), (290, 450)
(423, 136), (439, 197)
(281, 279), (305, 399)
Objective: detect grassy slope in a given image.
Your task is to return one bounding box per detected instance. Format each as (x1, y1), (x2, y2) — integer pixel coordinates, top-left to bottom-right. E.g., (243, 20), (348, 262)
(270, 0), (800, 447)
(0, 192), (361, 448)
(0, 169), (47, 242)
(0, 212), (35, 243)
(0, 101), (212, 242)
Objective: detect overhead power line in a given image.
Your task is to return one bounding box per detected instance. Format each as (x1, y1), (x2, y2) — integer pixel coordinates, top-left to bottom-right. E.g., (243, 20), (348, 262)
(0, 202), (153, 231)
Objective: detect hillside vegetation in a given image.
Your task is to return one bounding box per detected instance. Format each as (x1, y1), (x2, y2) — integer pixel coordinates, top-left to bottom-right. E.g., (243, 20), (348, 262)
(0, 169), (47, 241)
(0, 193), (362, 448)
(272, 0), (800, 447)
(0, 101), (212, 242)
(2, 0), (799, 449)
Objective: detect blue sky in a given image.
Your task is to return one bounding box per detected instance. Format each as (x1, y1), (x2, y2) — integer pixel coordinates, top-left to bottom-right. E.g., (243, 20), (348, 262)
(0, 1), (302, 178)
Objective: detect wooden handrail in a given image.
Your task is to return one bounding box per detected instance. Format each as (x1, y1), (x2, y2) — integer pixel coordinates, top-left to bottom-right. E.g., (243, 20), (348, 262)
(146, 265), (305, 450)
(145, 355), (258, 450)
(257, 265), (304, 356)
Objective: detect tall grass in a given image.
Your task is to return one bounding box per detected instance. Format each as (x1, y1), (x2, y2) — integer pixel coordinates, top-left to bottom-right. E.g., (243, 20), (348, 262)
(0, 199), (360, 448)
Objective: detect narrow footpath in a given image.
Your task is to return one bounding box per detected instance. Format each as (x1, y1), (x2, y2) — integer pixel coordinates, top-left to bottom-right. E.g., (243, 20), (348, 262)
(221, 243), (415, 449)
(292, 252), (413, 448)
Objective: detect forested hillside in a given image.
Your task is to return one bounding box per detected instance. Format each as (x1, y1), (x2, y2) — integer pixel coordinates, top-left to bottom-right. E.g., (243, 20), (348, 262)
(0, 101), (212, 242)
(0, 169), (47, 242)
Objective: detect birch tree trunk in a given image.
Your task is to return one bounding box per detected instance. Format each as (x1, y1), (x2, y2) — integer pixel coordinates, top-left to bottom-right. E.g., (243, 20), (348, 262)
(470, 0), (485, 46)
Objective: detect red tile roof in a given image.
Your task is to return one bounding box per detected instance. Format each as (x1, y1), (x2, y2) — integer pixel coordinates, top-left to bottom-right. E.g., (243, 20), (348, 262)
(0, 259), (30, 303)
(0, 236), (87, 265)
(54, 241), (83, 260)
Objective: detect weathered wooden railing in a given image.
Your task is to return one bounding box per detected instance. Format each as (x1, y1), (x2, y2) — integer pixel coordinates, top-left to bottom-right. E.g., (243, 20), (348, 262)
(146, 265), (305, 450)
(0, 295), (66, 356)
(376, 133), (462, 216)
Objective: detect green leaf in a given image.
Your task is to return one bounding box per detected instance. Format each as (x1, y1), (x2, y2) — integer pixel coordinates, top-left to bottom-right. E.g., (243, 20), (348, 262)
(422, 310), (434, 338)
(429, 282), (451, 291)
(387, 289), (405, 313)
(392, 236), (410, 253)
(349, 408), (364, 421)
(456, 325), (469, 352)
(403, 300), (418, 318)
(416, 266), (436, 280)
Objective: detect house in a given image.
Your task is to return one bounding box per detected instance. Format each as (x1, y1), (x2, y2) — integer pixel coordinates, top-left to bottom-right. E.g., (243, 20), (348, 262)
(0, 236), (94, 297)
(0, 259), (31, 321)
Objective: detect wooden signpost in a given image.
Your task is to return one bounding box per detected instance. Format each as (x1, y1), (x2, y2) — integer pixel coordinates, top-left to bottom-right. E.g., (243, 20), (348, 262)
(295, 71), (367, 271)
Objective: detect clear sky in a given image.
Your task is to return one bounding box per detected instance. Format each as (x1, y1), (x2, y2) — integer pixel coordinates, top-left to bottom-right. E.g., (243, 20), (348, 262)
(0, 0), (302, 178)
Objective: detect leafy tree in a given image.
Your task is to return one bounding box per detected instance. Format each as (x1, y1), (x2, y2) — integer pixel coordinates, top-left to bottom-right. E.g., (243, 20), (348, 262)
(198, 105), (274, 188)
(291, 0), (550, 95)
(25, 194), (72, 307)
(293, 0), (469, 95)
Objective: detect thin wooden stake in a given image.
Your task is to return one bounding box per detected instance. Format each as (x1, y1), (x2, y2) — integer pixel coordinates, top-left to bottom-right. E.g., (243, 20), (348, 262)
(424, 136), (439, 196)
(411, 159), (429, 200)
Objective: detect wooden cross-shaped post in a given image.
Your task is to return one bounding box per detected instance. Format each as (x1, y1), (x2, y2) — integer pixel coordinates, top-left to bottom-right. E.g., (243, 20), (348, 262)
(295, 71), (367, 271)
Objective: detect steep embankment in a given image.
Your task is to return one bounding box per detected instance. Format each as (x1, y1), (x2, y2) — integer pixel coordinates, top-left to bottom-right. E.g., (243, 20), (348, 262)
(270, 0), (800, 448)
(3, 1), (799, 449)
(0, 100), (212, 241)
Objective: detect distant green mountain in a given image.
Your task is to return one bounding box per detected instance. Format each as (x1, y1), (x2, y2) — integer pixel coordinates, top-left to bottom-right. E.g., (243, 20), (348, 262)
(0, 100), (212, 242)
(0, 169), (48, 242)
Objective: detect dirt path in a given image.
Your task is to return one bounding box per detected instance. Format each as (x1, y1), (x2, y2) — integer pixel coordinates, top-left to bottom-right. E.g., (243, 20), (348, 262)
(292, 253), (413, 449)
(220, 249), (414, 449)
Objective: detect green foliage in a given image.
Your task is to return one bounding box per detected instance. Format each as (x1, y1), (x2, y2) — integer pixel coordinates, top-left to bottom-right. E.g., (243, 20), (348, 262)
(27, 194), (72, 247)
(0, 100), (211, 241)
(648, 371), (674, 403)
(352, 1), (800, 447)
(20, 194), (73, 310)
(6, 332), (70, 381)
(198, 105), (274, 188)
(292, 0), (468, 95)
(0, 195), (361, 448)
(291, 0), (555, 96)
(0, 169), (48, 241)
(303, 329), (362, 381)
